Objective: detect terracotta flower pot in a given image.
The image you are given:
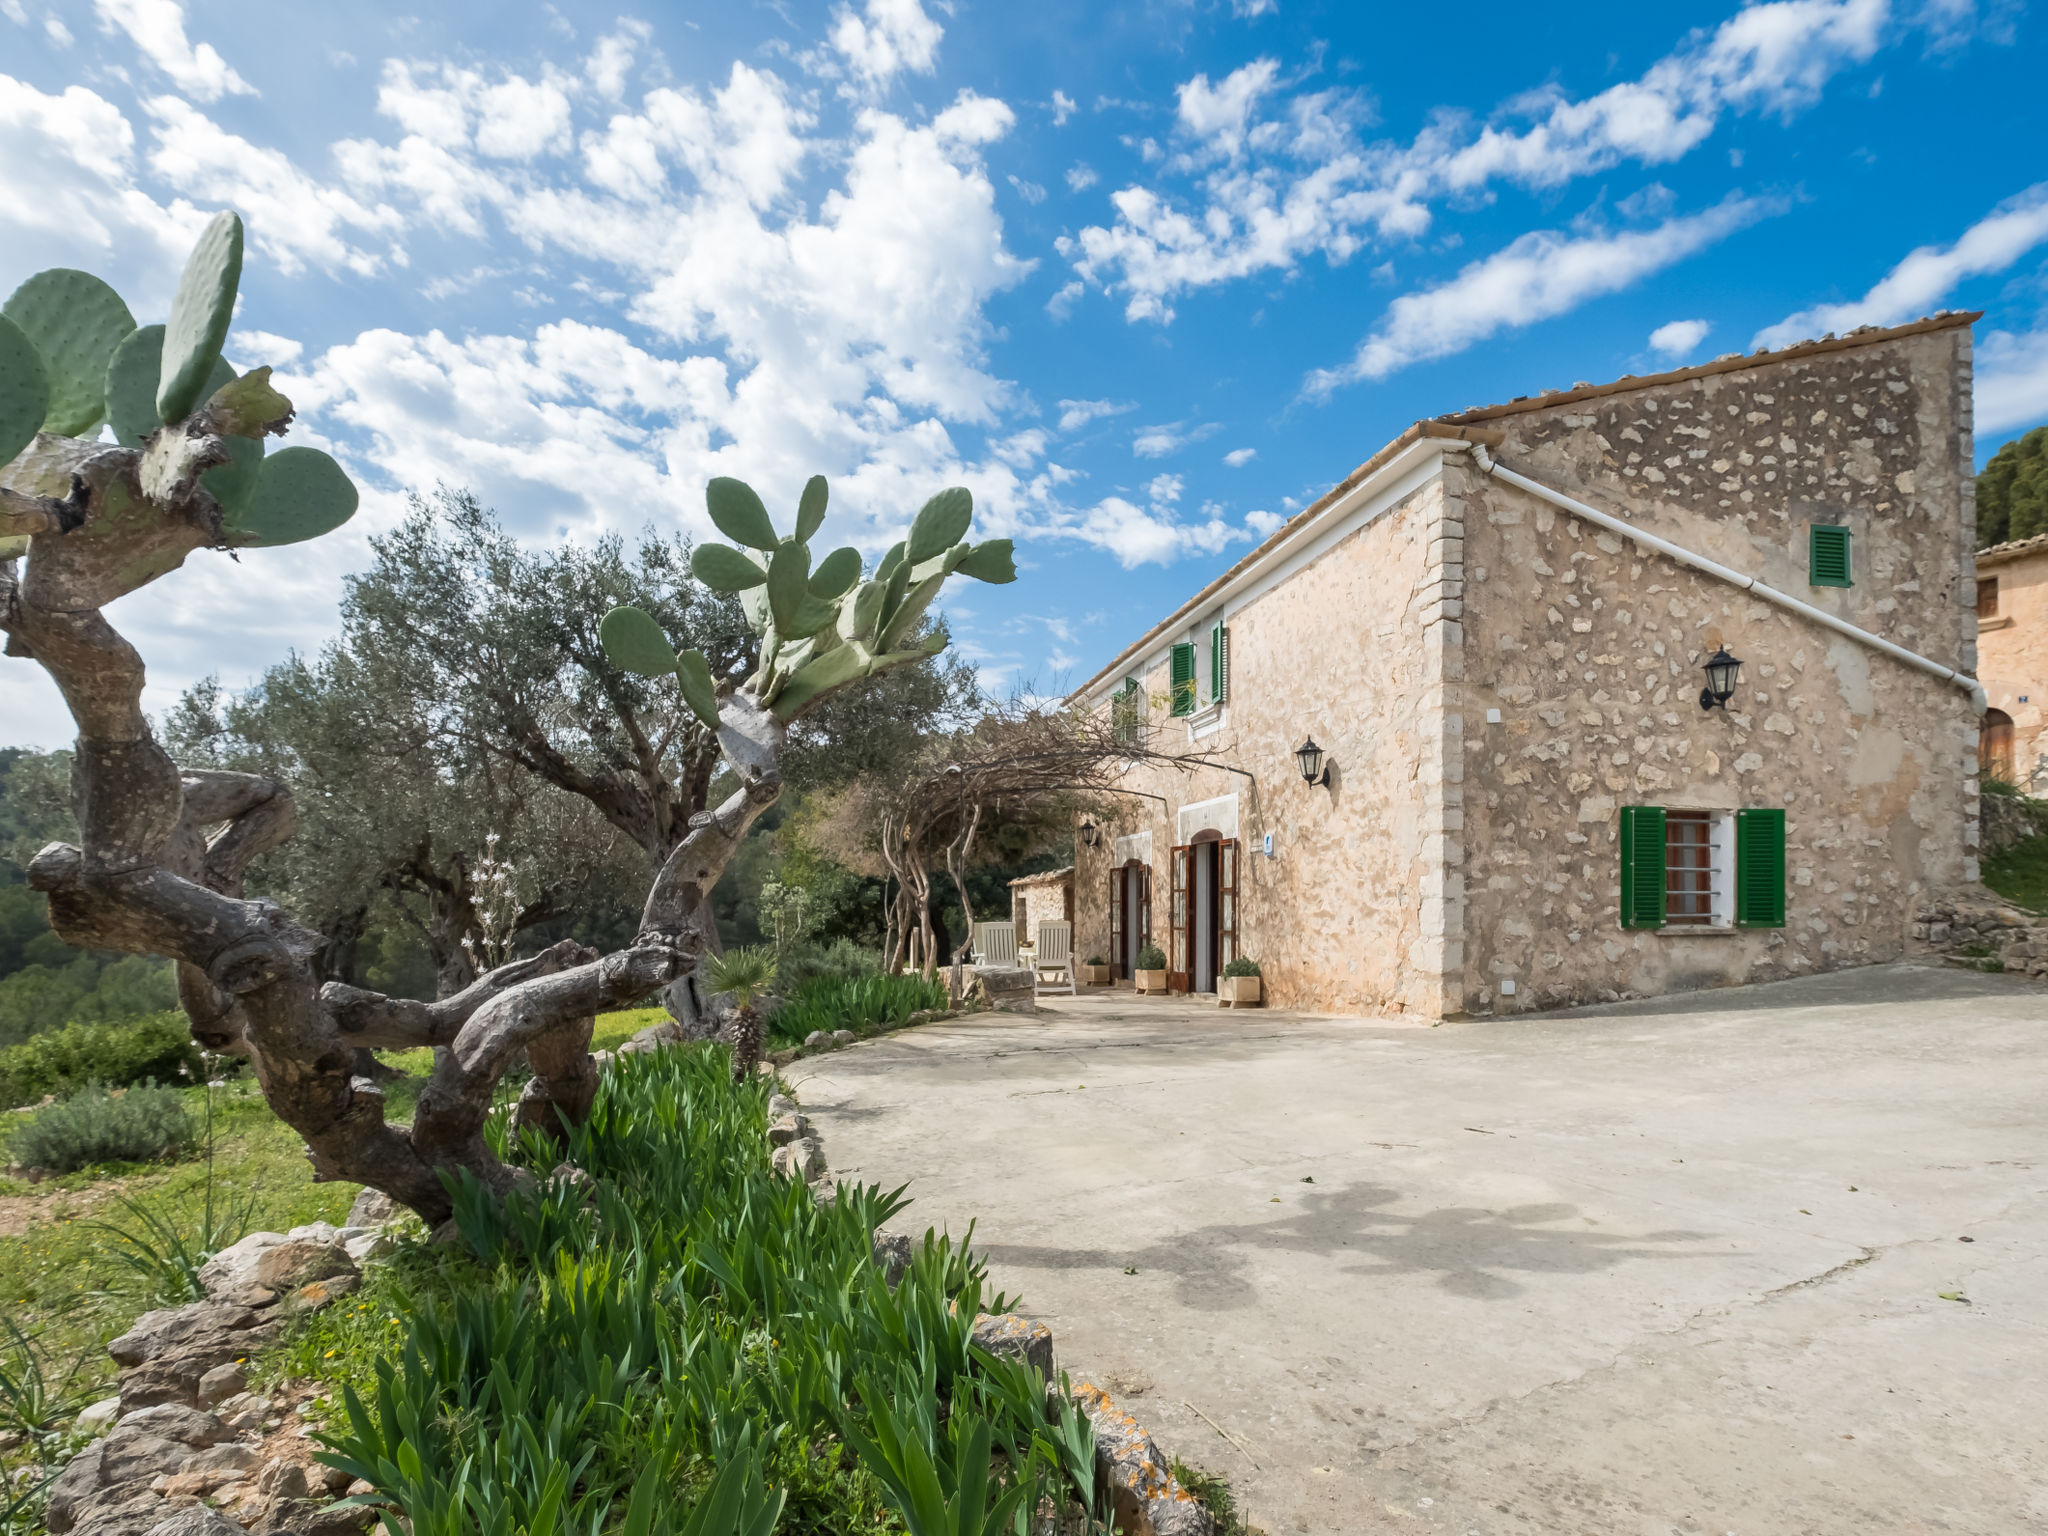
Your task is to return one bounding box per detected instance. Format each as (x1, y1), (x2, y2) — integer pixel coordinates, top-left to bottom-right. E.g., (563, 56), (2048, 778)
(1136, 969), (1168, 995)
(1220, 975), (1262, 1006)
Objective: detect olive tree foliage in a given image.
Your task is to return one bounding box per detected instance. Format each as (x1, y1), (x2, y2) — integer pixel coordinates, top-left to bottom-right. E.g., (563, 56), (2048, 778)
(0, 213), (1017, 1222)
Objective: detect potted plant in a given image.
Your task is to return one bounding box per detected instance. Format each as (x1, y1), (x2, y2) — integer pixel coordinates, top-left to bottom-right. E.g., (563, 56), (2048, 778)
(1220, 955), (1262, 1007)
(1135, 945), (1169, 995)
(1081, 954), (1114, 987)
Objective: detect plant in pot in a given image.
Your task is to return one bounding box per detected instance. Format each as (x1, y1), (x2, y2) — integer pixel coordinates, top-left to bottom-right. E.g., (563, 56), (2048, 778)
(1081, 954), (1114, 987)
(1135, 945), (1169, 995)
(1220, 955), (1262, 1007)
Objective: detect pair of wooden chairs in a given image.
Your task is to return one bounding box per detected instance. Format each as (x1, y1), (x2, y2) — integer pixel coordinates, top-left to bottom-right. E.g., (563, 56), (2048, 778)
(973, 920), (1076, 994)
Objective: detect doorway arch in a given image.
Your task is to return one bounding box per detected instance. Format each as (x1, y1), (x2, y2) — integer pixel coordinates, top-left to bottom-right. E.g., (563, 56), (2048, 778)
(1981, 708), (2015, 783)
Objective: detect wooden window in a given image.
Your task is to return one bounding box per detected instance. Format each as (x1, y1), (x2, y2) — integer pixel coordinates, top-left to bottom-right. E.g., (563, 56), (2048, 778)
(1218, 838), (1238, 970)
(1978, 577), (2000, 618)
(1108, 867), (1123, 978)
(1809, 524), (1852, 588)
(1735, 809), (1787, 928)
(1663, 810), (1714, 926)
(1168, 843), (1190, 991)
(1170, 644), (1196, 716)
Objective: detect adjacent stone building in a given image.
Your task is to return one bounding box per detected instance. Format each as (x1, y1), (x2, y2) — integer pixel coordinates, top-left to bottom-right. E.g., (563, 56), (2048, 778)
(1970, 534), (2048, 788)
(1007, 866), (1074, 942)
(1072, 314), (1985, 1017)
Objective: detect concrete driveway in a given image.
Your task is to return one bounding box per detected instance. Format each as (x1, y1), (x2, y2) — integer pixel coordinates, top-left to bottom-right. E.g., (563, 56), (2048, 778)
(787, 964), (2048, 1536)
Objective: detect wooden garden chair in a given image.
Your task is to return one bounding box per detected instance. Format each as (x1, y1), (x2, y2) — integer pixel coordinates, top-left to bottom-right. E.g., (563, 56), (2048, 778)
(974, 922), (1018, 969)
(1033, 921), (1077, 995)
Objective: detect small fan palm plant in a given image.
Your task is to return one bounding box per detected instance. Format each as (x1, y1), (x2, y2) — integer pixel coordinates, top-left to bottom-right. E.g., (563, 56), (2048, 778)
(704, 946), (779, 1083)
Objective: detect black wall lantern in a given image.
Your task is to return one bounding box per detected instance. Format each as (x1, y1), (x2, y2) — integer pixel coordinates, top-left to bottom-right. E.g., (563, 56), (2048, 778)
(1295, 736), (1331, 786)
(1699, 647), (1743, 711)
(1079, 817), (1100, 848)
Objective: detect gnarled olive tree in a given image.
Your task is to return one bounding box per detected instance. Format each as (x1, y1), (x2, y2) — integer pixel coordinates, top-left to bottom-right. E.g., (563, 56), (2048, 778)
(0, 213), (1015, 1222)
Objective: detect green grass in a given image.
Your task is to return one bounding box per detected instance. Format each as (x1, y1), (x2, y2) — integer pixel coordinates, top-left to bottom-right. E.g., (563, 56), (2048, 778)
(1982, 833), (2048, 913)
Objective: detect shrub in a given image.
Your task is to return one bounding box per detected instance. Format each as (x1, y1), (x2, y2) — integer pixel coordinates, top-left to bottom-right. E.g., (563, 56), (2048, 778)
(0, 1013), (201, 1108)
(5, 1083), (195, 1174)
(770, 972), (950, 1046)
(1222, 956), (1261, 978)
(1135, 945), (1166, 972)
(778, 937), (885, 990)
(1084, 955), (1106, 966)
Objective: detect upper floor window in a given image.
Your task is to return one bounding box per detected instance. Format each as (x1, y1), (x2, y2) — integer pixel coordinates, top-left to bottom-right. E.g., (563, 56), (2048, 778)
(1808, 524), (1852, 588)
(1978, 577), (2000, 618)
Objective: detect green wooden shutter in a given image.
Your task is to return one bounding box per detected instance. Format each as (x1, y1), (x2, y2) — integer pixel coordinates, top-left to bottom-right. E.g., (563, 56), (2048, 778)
(1809, 525), (1852, 588)
(1618, 806), (1666, 929)
(1735, 808), (1787, 927)
(1170, 643), (1196, 716)
(1211, 622), (1229, 703)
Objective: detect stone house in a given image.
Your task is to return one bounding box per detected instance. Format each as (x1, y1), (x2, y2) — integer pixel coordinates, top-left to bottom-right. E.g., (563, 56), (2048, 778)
(1071, 314), (1986, 1017)
(1969, 534), (2048, 788)
(1007, 866), (1074, 943)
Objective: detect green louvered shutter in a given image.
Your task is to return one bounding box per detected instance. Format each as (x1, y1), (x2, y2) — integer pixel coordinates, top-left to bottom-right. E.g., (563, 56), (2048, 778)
(1736, 808), (1787, 927)
(1170, 643), (1196, 716)
(1809, 525), (1852, 588)
(1211, 622), (1229, 703)
(1618, 805), (1666, 929)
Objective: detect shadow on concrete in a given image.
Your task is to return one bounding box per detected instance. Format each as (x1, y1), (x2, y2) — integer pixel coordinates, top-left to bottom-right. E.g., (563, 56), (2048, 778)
(1522, 961), (2040, 1024)
(974, 1179), (1712, 1308)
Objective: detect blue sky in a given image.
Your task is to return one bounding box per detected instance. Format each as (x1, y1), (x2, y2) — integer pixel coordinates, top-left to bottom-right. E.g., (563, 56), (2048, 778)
(3, 0), (2046, 746)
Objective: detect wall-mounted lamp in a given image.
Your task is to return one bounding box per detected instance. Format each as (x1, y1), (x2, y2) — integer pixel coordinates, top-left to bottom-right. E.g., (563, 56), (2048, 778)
(1079, 817), (1100, 848)
(1698, 648), (1743, 712)
(1295, 736), (1331, 787)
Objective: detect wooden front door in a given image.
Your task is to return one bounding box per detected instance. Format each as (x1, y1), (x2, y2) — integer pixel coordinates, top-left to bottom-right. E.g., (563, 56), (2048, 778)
(1219, 838), (1238, 974)
(1107, 866), (1123, 979)
(1169, 843), (1191, 993)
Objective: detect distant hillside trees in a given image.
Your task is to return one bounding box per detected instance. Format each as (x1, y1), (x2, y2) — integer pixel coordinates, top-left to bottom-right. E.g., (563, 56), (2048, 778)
(1978, 426), (2048, 547)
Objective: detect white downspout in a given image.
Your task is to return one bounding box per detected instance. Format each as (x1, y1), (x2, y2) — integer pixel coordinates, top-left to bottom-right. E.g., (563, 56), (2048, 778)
(1469, 445), (1988, 714)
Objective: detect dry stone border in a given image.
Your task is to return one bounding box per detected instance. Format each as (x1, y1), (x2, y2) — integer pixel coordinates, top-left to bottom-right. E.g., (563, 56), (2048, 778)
(762, 1069), (1216, 1536)
(1912, 893), (2048, 975)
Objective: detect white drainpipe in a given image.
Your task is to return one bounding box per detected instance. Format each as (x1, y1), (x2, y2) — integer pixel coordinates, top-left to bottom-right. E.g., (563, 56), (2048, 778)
(1469, 445), (1988, 715)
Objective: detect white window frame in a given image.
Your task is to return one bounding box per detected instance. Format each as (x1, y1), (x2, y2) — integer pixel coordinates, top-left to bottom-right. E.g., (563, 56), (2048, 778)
(1659, 806), (1737, 935)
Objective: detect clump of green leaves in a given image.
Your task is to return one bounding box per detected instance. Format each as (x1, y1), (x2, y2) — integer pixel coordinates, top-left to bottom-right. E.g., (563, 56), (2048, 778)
(1221, 956), (1260, 979)
(1135, 945), (1167, 972)
(0, 1013), (200, 1108)
(5, 1082), (193, 1173)
(770, 972), (948, 1047)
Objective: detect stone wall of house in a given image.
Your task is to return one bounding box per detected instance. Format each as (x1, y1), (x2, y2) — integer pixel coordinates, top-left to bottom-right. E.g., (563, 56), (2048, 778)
(1971, 544), (2048, 789)
(1452, 322), (1979, 1014)
(1009, 871), (1074, 946)
(1074, 481), (1455, 1015)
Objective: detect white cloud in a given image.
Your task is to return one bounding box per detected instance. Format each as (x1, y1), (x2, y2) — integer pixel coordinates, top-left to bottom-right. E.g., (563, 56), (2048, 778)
(1062, 0), (1945, 323)
(828, 0), (943, 96)
(1056, 398), (1134, 432)
(1309, 195), (1776, 394)
(95, 0), (255, 102)
(1648, 317), (1711, 357)
(1754, 181), (2048, 349)
(1245, 508), (1283, 535)
(1223, 446), (1257, 466)
(1066, 494), (1250, 567)
(45, 16), (72, 46)
(1231, 0), (1279, 14)
(1975, 321), (2048, 435)
(226, 327), (304, 368)
(1052, 89), (1076, 126)
(1065, 163), (1097, 192)
(1132, 419), (1220, 457)
(1008, 174), (1046, 204)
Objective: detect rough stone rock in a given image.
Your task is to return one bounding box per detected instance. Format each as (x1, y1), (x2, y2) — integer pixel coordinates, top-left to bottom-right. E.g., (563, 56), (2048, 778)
(619, 1019), (686, 1056)
(973, 967), (1037, 1014)
(111, 1406), (229, 1448)
(255, 1460), (309, 1501)
(281, 1273), (360, 1318)
(210, 1283), (279, 1309)
(340, 1230), (389, 1266)
(198, 1234), (356, 1300)
(212, 1393), (270, 1435)
(766, 1093), (798, 1119)
(46, 1439), (108, 1531)
(194, 1362), (246, 1409)
(1073, 1383), (1212, 1536)
(318, 1463), (355, 1496)
(63, 1488), (167, 1536)
(970, 1313), (1055, 1379)
(787, 1137), (827, 1180)
(78, 1396), (122, 1430)
(108, 1305), (264, 1370)
(766, 1113), (812, 1147)
(99, 1430), (194, 1487)
(830, 1029), (856, 1045)
(251, 1495), (376, 1536)
(142, 1508), (245, 1536)
(769, 1144), (803, 1181)
(803, 1030), (829, 1049)
(344, 1188), (398, 1228)
(871, 1228), (913, 1289)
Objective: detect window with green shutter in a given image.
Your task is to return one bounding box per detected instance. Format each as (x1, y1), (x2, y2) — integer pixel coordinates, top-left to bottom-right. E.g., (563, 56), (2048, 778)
(1618, 805), (1667, 929)
(1112, 676), (1142, 744)
(1735, 807), (1787, 927)
(1170, 642), (1196, 716)
(1210, 622), (1229, 704)
(1809, 524), (1852, 587)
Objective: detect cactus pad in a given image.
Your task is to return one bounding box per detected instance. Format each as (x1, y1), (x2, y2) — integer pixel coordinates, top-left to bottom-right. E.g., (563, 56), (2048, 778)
(705, 477), (779, 551)
(108, 326), (238, 448)
(772, 640), (875, 720)
(157, 211), (243, 423)
(2, 269), (135, 437)
(674, 647), (722, 729)
(795, 474), (829, 543)
(955, 538), (1017, 583)
(222, 445), (357, 547)
(905, 486), (972, 563)
(809, 545), (861, 599)
(201, 434), (266, 515)
(0, 315), (50, 467)
(600, 605), (679, 678)
(692, 543), (768, 592)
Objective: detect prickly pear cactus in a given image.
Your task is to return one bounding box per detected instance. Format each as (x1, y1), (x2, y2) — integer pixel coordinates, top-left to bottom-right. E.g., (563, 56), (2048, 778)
(1, 207), (357, 559)
(603, 477), (1016, 728)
